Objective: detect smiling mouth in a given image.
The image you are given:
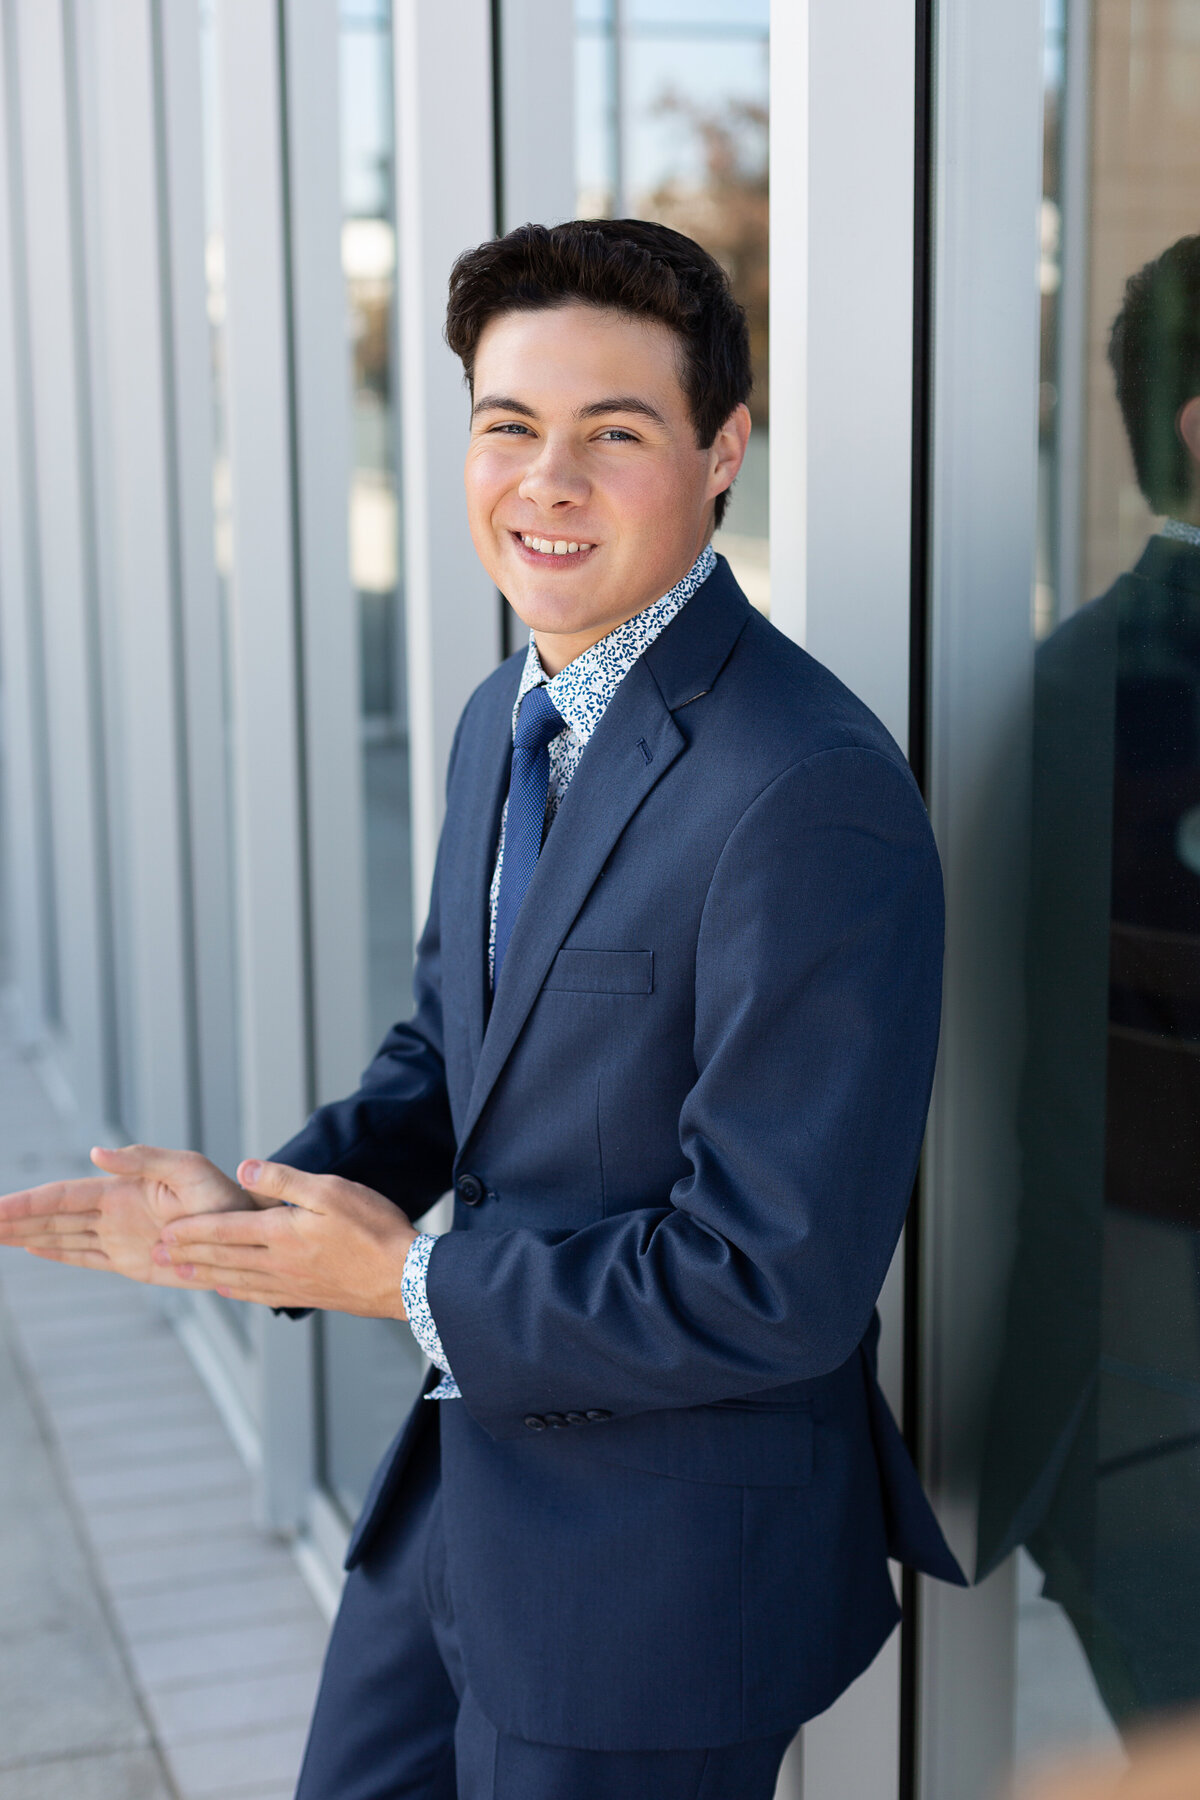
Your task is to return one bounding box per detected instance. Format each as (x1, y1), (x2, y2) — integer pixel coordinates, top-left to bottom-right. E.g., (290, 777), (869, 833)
(511, 531), (597, 562)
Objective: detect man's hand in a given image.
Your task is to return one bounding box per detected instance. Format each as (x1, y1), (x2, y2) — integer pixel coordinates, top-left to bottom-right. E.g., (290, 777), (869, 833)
(1016, 1714), (1200, 1799)
(0, 1145), (264, 1285)
(151, 1159), (417, 1318)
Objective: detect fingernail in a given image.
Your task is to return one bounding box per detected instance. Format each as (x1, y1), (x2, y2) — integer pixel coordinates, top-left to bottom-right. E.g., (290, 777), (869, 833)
(161, 1229), (177, 1245)
(180, 1263), (195, 1279)
(151, 1245), (171, 1265)
(241, 1161), (262, 1185)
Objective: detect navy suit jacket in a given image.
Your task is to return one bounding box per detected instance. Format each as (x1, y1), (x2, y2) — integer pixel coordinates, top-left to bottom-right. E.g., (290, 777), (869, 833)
(276, 556), (964, 1751)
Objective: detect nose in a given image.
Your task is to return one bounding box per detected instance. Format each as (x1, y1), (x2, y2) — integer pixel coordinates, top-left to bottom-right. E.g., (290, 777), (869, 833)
(517, 435), (589, 510)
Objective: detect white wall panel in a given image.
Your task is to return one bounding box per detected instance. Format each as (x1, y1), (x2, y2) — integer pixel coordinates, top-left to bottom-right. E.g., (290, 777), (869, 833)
(498, 0), (576, 232)
(157, 0), (242, 1176)
(214, 0), (316, 1526)
(769, 4), (920, 1793)
(767, 0), (808, 660)
(80, 0), (193, 1149)
(0, 0), (51, 1043)
(214, 0), (309, 1157)
(770, 0), (916, 756)
(394, 0), (500, 921)
(282, 0), (369, 1104)
(11, 0), (115, 1135)
(920, 0), (1045, 1793)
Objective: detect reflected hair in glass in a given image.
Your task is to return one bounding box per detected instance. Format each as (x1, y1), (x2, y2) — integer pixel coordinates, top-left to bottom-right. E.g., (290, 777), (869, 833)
(444, 219), (752, 529)
(1109, 233), (1200, 515)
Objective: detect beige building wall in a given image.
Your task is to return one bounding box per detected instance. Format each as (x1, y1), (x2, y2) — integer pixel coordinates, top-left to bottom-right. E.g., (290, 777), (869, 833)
(1083, 0), (1200, 600)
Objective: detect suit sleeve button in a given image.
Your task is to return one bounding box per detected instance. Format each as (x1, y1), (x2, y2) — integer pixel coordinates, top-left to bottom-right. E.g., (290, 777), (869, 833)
(564, 1412), (587, 1425)
(543, 1413), (568, 1428)
(456, 1172), (484, 1205)
(524, 1415), (547, 1430)
(585, 1409), (612, 1422)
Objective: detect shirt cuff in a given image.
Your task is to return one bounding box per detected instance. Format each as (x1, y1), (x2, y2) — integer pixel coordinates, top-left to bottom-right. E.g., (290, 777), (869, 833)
(401, 1232), (461, 1400)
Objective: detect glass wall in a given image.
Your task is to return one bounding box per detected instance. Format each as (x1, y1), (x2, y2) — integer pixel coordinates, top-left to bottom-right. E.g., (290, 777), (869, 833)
(574, 0), (769, 609)
(197, 0), (247, 1346)
(341, 0), (413, 1054)
(977, 0), (1200, 1766)
(0, 13), (842, 1766)
(319, 0), (422, 1524)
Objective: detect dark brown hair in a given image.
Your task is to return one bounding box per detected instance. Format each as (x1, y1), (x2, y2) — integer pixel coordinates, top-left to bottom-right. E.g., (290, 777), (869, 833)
(1110, 235), (1200, 514)
(444, 219), (752, 529)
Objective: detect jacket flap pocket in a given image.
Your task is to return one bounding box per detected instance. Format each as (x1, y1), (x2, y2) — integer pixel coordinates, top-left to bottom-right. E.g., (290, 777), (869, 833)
(543, 948), (654, 995)
(562, 1402), (814, 1487)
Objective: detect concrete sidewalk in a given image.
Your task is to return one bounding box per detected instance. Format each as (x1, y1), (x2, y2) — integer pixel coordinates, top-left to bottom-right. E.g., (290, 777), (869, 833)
(0, 1032), (327, 1800)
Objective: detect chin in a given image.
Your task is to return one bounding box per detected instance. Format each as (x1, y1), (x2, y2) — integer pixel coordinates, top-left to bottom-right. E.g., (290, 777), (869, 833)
(508, 595), (595, 638)
(504, 571), (605, 628)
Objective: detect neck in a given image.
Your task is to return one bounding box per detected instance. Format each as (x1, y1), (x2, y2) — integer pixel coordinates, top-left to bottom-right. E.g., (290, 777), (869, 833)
(534, 622), (626, 679)
(530, 535), (713, 678)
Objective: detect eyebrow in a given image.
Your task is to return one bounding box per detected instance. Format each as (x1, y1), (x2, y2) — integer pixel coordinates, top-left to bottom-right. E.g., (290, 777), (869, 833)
(472, 394), (536, 419)
(576, 396), (667, 425)
(471, 393), (667, 426)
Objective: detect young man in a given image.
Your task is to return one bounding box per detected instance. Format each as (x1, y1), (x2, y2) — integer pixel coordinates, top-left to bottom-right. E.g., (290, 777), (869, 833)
(0, 220), (963, 1799)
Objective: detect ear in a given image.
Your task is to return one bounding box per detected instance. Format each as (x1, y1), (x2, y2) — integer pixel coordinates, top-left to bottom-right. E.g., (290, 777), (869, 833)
(708, 403), (752, 503)
(1178, 394), (1200, 467)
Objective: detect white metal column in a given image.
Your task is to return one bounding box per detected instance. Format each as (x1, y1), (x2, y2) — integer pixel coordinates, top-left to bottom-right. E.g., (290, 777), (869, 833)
(71, 0), (194, 1151)
(0, 0), (51, 1045)
(497, 0), (576, 233)
(214, 0), (309, 1155)
(770, 0), (917, 754)
(10, 0), (116, 1136)
(919, 0), (1045, 1794)
(214, 0), (315, 1527)
(1052, 0), (1093, 625)
(157, 0), (242, 1178)
(769, 0), (923, 1792)
(394, 0), (500, 923)
(282, 0), (369, 1105)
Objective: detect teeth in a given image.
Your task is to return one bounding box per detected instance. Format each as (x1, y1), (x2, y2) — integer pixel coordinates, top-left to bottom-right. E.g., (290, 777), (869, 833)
(520, 534), (591, 555)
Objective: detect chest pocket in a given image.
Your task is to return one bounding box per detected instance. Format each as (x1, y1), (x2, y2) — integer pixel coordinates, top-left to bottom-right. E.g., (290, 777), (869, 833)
(542, 948), (654, 995)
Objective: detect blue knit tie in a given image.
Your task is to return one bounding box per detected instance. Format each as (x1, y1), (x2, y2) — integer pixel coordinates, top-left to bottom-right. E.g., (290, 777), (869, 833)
(493, 685), (565, 984)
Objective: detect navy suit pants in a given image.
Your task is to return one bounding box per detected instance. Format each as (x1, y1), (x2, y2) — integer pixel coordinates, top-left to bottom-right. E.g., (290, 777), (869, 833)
(294, 1418), (793, 1800)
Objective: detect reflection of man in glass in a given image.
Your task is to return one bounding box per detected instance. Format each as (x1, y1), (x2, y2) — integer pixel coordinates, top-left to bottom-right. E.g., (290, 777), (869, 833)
(979, 235), (1200, 1725)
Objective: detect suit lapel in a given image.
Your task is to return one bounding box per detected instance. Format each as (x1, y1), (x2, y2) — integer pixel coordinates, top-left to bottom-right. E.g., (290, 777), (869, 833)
(440, 666), (519, 1092)
(452, 556), (753, 1153)
(457, 656), (685, 1152)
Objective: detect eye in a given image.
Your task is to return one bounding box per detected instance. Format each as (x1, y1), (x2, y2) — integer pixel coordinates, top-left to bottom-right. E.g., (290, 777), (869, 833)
(596, 428), (638, 443)
(486, 421), (533, 436)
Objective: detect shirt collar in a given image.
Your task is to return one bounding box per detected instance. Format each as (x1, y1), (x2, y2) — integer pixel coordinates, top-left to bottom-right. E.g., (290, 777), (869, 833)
(1160, 517), (1200, 550)
(511, 544), (718, 744)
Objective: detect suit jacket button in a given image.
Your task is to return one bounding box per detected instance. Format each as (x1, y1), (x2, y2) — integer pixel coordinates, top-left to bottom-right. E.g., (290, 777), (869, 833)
(543, 1413), (568, 1428)
(524, 1415), (547, 1430)
(564, 1412), (587, 1425)
(456, 1172), (484, 1205)
(585, 1409), (612, 1422)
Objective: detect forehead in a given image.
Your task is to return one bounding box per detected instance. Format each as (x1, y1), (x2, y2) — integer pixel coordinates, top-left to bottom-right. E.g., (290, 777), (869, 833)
(472, 304), (688, 413)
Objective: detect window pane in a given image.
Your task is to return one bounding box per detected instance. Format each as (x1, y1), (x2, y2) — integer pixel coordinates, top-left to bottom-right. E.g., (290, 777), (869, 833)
(980, 0), (1200, 1762)
(342, 0), (413, 1054)
(574, 2), (769, 611)
(321, 1313), (425, 1523)
(198, 0), (248, 1346)
(320, 0), (424, 1523)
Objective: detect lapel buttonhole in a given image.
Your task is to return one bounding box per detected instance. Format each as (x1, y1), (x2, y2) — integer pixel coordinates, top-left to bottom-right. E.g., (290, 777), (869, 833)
(636, 738), (652, 765)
